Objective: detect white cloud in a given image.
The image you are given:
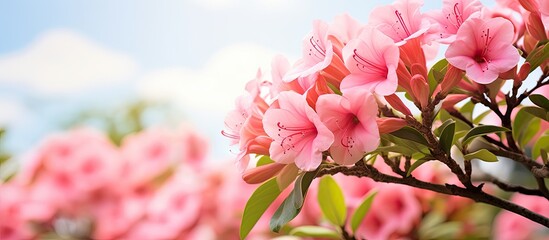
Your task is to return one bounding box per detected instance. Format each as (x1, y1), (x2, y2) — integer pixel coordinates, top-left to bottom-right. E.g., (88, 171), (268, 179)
(0, 97), (28, 127)
(137, 43), (290, 113)
(0, 29), (138, 94)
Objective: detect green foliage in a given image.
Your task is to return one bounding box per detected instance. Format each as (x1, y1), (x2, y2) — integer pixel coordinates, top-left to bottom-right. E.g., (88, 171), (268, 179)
(439, 121), (456, 154)
(532, 132), (549, 161)
(525, 41), (549, 72)
(513, 107), (542, 147)
(350, 190), (377, 233)
(240, 178), (284, 239)
(270, 171), (317, 233)
(256, 155), (275, 167)
(460, 101), (475, 122)
(289, 226), (340, 239)
(464, 149), (498, 162)
(317, 175), (347, 226)
(523, 106), (549, 121)
(428, 59), (448, 93)
(530, 94), (549, 111)
(462, 125), (509, 146)
(390, 127), (429, 147)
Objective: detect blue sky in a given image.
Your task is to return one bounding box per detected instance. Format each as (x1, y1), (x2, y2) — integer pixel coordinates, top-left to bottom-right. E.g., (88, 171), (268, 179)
(3, 0), (494, 160)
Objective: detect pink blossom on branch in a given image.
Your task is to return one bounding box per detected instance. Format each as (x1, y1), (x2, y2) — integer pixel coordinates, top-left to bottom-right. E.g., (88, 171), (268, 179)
(263, 91), (334, 171)
(340, 27), (400, 96)
(426, 0), (485, 44)
(445, 17), (520, 84)
(316, 91), (380, 165)
(368, 0), (431, 45)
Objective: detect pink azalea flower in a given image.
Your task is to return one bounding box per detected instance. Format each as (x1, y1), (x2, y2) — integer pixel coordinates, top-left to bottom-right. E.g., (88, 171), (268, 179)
(263, 91), (334, 171)
(284, 20), (334, 81)
(328, 13), (365, 57)
(446, 17), (520, 84)
(270, 55), (306, 96)
(368, 0), (431, 45)
(120, 128), (180, 187)
(356, 185), (422, 240)
(427, 0), (485, 44)
(340, 27), (400, 96)
(124, 169), (202, 240)
(494, 194), (549, 240)
(316, 91), (380, 165)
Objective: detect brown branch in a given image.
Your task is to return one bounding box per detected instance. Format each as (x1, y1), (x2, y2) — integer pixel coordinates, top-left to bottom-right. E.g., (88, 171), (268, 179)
(487, 175), (545, 197)
(318, 163), (549, 228)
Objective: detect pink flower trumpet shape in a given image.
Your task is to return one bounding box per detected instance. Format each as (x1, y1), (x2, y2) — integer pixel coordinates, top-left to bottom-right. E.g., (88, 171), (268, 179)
(316, 91), (380, 165)
(341, 27), (400, 96)
(368, 0), (431, 45)
(445, 17), (520, 84)
(263, 91), (334, 171)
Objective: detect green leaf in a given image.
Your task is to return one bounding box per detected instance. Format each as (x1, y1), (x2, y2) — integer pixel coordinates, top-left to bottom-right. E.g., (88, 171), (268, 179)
(462, 125), (509, 145)
(270, 171), (317, 232)
(406, 156), (436, 176)
(374, 145), (415, 156)
(525, 42), (549, 72)
(435, 119), (454, 136)
(530, 94), (549, 111)
(464, 149), (498, 162)
(532, 132), (549, 160)
(541, 149), (548, 164)
(240, 178), (284, 239)
(256, 155), (275, 167)
(473, 109), (491, 125)
(317, 175), (347, 226)
(390, 127), (429, 146)
(523, 106), (549, 121)
(439, 121), (456, 154)
(289, 226), (340, 239)
(428, 59), (448, 93)
(350, 190), (377, 232)
(513, 107), (542, 147)
(460, 101), (475, 122)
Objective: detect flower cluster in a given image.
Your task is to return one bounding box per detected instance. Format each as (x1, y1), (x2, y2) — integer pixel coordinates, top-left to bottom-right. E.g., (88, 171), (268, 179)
(224, 0), (549, 238)
(0, 126), (275, 240)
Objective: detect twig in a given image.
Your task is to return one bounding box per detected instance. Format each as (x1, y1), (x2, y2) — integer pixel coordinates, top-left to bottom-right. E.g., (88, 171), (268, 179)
(318, 163), (549, 228)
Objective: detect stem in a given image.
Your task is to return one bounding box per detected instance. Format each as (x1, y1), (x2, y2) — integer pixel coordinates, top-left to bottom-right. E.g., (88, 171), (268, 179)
(486, 175), (545, 197)
(318, 163), (549, 228)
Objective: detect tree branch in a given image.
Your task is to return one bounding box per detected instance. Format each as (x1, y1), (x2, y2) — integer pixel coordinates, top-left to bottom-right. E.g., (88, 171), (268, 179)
(318, 162), (549, 228)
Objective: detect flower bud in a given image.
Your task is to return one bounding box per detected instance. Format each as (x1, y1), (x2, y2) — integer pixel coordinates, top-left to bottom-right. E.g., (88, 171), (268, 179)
(519, 0), (540, 13)
(440, 65), (464, 95)
(525, 13), (547, 41)
(410, 74), (430, 108)
(242, 163), (285, 184)
(516, 62), (531, 84)
(385, 94), (412, 116)
(396, 60), (412, 92)
(377, 117), (407, 134)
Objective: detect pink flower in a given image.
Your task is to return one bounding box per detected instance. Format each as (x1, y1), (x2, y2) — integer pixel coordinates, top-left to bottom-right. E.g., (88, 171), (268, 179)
(263, 91), (334, 171)
(446, 17), (520, 84)
(21, 128), (120, 206)
(368, 0), (431, 45)
(340, 27), (400, 96)
(123, 169), (202, 240)
(356, 185), (422, 240)
(427, 0), (485, 44)
(328, 13), (365, 57)
(316, 91), (380, 165)
(120, 128), (180, 187)
(284, 20), (334, 81)
(494, 194), (549, 240)
(270, 55), (306, 96)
